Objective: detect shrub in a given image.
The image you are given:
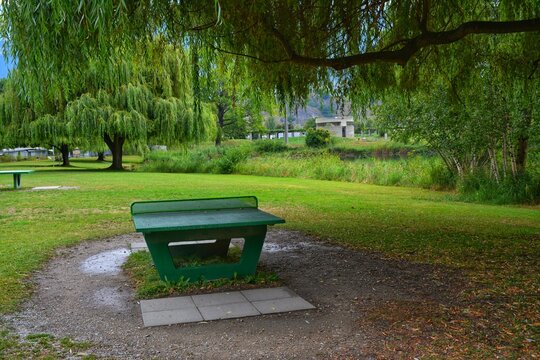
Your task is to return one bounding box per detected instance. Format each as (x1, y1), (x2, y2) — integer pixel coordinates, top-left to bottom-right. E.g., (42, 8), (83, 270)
(216, 146), (250, 174)
(253, 140), (288, 153)
(305, 128), (331, 148)
(428, 163), (456, 190)
(458, 172), (540, 204)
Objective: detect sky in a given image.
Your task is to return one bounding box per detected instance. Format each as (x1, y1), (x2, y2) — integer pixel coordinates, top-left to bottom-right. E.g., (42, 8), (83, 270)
(0, 58), (11, 78)
(0, 40), (14, 78)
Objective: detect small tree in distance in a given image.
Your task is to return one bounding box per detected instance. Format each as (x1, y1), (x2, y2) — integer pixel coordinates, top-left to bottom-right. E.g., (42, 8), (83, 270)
(305, 128), (331, 148)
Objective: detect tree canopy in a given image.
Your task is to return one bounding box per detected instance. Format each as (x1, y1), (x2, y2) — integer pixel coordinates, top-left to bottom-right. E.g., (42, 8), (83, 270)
(375, 30), (540, 181)
(2, 1), (539, 108)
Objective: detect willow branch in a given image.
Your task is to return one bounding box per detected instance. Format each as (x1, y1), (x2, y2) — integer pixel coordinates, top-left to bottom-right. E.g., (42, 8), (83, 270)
(206, 42), (289, 64)
(263, 18), (540, 70)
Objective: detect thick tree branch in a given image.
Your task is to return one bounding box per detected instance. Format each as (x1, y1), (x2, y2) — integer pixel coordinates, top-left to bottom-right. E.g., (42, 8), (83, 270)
(264, 18), (540, 70)
(205, 42), (289, 63)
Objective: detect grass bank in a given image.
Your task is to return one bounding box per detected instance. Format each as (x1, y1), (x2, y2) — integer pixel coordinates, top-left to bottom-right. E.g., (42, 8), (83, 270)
(140, 142), (452, 189)
(0, 161), (538, 357)
(140, 140), (540, 204)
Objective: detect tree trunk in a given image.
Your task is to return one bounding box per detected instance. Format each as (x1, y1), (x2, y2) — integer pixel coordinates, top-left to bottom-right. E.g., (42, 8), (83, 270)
(502, 132), (508, 178)
(215, 103), (226, 146)
(104, 134), (125, 170)
(487, 147), (500, 183)
(284, 119), (289, 144)
(60, 143), (70, 166)
(96, 152), (105, 162)
(514, 101), (532, 175)
(515, 136), (528, 174)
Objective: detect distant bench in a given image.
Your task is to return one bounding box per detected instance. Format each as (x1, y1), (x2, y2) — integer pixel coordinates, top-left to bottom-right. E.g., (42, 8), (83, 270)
(131, 196), (285, 282)
(0, 170), (34, 189)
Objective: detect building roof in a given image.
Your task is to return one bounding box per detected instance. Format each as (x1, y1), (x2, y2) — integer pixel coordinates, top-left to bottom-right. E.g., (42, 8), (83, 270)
(315, 116), (354, 124)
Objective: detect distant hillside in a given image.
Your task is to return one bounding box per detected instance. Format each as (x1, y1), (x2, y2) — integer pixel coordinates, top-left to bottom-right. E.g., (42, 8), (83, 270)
(286, 95), (351, 125)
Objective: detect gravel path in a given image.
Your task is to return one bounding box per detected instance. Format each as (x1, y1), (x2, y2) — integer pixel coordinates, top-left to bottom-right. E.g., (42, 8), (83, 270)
(3, 229), (463, 359)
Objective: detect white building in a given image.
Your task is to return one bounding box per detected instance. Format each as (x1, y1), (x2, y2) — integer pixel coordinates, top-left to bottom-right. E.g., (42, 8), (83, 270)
(315, 116), (355, 138)
(0, 147), (51, 159)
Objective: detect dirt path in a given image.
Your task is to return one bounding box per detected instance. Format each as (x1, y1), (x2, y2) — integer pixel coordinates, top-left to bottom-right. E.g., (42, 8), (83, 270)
(3, 229), (463, 359)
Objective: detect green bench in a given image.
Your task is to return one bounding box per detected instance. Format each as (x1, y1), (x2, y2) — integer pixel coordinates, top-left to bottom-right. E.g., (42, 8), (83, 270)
(131, 196), (285, 282)
(0, 170), (34, 189)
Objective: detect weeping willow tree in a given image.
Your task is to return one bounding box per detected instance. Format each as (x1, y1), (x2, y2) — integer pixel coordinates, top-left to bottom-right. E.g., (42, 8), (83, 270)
(65, 43), (214, 170)
(196, 54), (277, 145)
(31, 113), (75, 166)
(0, 77), (35, 149)
(1, 40), (213, 170)
(0, 77), (80, 166)
(375, 29), (540, 182)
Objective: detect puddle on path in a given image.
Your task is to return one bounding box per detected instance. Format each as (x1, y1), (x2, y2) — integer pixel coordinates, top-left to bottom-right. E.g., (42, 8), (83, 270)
(93, 287), (127, 311)
(80, 248), (130, 275)
(263, 242), (313, 253)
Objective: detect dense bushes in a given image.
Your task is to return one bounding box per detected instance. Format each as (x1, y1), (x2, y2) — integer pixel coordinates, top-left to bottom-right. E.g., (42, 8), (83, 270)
(458, 172), (540, 204)
(305, 128), (331, 148)
(141, 144), (250, 174)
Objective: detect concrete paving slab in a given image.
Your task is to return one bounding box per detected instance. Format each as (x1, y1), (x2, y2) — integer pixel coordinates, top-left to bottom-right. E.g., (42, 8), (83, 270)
(198, 302), (260, 321)
(192, 291), (247, 307)
(142, 308), (203, 327)
(130, 242), (148, 252)
(140, 296), (196, 313)
(241, 287), (297, 302)
(252, 296), (315, 314)
(139, 287), (315, 326)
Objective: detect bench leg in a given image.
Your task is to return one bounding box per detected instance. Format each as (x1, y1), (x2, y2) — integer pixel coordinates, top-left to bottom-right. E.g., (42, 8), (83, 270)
(237, 233), (266, 276)
(145, 240), (179, 283)
(13, 174), (21, 189)
(142, 226), (269, 283)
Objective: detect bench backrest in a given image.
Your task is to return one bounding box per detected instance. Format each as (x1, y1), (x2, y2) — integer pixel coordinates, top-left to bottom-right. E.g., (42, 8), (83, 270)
(131, 196), (258, 215)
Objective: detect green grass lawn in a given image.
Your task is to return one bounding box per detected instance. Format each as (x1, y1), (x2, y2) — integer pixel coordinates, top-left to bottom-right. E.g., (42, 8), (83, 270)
(0, 159), (539, 356)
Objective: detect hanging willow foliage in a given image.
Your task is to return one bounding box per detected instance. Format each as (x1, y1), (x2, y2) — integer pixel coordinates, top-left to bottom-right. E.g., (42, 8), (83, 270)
(0, 77), (35, 147)
(30, 114), (71, 146)
(1, 38), (214, 161)
(2, 0), (539, 113)
(64, 43), (215, 152)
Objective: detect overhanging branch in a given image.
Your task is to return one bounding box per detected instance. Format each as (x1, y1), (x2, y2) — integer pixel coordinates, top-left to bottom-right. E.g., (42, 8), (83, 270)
(261, 18), (540, 70)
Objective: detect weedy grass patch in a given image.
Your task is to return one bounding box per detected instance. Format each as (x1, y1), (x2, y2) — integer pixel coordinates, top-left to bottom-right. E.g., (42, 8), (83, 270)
(0, 326), (95, 359)
(123, 251), (281, 299)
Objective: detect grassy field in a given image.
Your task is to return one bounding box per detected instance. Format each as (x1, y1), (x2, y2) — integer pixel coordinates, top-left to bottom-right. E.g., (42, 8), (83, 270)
(0, 159), (539, 356)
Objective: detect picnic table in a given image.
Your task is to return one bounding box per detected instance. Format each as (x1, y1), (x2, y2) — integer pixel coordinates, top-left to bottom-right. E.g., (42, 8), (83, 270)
(131, 196), (285, 282)
(0, 170), (34, 189)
